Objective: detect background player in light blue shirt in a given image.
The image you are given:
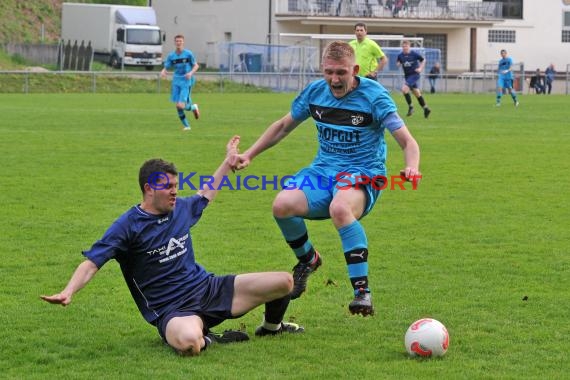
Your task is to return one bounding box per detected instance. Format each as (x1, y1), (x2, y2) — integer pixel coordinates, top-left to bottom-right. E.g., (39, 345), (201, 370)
(41, 136), (304, 356)
(496, 49), (519, 107)
(232, 41), (421, 317)
(161, 35), (200, 131)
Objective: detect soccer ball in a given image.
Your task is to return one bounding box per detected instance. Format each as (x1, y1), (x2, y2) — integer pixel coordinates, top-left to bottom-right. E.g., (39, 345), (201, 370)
(404, 318), (449, 358)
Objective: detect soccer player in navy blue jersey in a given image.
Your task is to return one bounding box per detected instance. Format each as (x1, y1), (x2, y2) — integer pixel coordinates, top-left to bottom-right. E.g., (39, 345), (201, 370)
(161, 35), (200, 131)
(396, 40), (431, 119)
(41, 136), (304, 356)
(232, 41), (421, 317)
(496, 49), (519, 107)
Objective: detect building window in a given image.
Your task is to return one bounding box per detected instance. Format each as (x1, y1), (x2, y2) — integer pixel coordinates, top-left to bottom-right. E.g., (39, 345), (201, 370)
(563, 31), (570, 43)
(417, 33), (447, 70)
(564, 11), (570, 27)
(483, 0), (522, 19)
(488, 30), (516, 43)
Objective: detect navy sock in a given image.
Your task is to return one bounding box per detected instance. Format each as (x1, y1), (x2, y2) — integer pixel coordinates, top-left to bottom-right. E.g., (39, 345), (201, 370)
(264, 294), (291, 325)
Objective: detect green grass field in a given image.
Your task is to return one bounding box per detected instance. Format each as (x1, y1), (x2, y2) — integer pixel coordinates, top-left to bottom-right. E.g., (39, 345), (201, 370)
(1, 92), (569, 379)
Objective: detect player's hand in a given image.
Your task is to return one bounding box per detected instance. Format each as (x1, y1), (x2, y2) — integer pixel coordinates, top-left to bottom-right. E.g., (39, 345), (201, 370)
(226, 135), (241, 170)
(40, 293), (71, 306)
(160, 69), (167, 79)
(400, 168), (422, 184)
(232, 154), (251, 171)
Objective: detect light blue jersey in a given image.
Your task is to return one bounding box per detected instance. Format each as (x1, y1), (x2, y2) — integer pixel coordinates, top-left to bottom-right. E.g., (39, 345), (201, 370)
(164, 49), (197, 106)
(164, 49), (196, 84)
(498, 56), (514, 79)
(291, 77), (404, 178)
(497, 56), (514, 89)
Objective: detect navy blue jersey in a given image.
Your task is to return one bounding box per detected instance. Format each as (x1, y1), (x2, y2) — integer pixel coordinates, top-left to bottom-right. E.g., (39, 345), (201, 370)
(83, 195), (211, 324)
(290, 77), (404, 177)
(164, 49), (196, 83)
(397, 50), (425, 78)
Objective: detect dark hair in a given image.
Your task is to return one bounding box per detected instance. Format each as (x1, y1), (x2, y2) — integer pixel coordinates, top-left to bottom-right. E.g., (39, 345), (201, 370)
(174, 34), (184, 41)
(138, 158), (177, 193)
(500, 49), (507, 54)
(354, 22), (367, 30)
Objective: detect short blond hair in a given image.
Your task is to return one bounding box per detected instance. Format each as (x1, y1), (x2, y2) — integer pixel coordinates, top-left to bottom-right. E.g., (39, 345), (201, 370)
(322, 41), (355, 62)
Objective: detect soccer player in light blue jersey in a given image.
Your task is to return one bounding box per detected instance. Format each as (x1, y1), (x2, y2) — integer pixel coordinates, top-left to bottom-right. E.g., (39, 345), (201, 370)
(41, 136), (304, 356)
(233, 41), (421, 317)
(496, 49), (519, 107)
(161, 35), (200, 131)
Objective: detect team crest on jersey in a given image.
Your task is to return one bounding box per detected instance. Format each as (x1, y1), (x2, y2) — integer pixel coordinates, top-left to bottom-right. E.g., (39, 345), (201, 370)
(351, 115), (365, 126)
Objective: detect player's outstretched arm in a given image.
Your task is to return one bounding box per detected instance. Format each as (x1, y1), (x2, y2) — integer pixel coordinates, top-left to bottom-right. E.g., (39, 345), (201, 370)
(392, 126), (421, 181)
(40, 259), (99, 306)
(198, 135), (240, 202)
(233, 113), (301, 171)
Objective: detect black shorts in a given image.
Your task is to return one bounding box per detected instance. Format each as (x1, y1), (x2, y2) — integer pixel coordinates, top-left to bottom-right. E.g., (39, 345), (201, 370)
(155, 274), (236, 342)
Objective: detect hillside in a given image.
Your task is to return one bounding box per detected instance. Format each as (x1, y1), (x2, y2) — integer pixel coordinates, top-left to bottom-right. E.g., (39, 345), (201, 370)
(0, 0), (146, 44)
(0, 0), (62, 43)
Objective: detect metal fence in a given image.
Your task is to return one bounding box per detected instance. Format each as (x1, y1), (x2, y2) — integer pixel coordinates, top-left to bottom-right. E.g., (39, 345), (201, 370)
(1, 70), (568, 95)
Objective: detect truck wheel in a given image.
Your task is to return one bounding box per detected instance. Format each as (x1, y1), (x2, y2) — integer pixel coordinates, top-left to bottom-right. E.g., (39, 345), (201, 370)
(110, 55), (121, 69)
(145, 66), (154, 71)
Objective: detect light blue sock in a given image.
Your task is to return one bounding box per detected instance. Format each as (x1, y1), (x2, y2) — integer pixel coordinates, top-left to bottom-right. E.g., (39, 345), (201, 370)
(177, 109), (189, 127)
(275, 216), (314, 260)
(339, 221), (369, 293)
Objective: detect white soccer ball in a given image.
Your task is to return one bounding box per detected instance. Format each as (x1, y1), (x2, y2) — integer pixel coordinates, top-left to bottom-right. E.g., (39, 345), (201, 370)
(404, 318), (449, 358)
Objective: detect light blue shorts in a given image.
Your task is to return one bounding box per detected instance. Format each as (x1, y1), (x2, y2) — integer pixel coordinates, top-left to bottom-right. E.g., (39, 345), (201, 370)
(170, 76), (195, 103)
(283, 165), (383, 220)
(497, 77), (513, 89)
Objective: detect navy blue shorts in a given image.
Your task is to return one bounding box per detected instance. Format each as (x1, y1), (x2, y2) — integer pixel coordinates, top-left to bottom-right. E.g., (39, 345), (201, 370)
(404, 74), (420, 89)
(155, 274), (237, 342)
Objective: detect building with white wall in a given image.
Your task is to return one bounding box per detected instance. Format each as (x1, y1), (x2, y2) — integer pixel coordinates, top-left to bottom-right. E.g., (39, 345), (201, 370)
(152, 0), (570, 73)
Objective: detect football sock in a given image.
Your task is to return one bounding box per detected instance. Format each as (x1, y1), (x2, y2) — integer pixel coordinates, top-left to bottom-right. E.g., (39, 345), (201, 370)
(417, 96), (426, 108)
(177, 109), (189, 127)
(496, 93), (502, 103)
(404, 93), (412, 106)
(185, 97), (194, 111)
(511, 93), (518, 102)
(275, 216), (315, 263)
(264, 294), (291, 325)
(339, 221), (370, 293)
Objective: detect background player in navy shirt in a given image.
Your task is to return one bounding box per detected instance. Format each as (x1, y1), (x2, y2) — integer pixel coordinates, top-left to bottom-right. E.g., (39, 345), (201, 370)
(161, 35), (200, 131)
(232, 41), (421, 317)
(41, 136), (304, 356)
(396, 40), (431, 119)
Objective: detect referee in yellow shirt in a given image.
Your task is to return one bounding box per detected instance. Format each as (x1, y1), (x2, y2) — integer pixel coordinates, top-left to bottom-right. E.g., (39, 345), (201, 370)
(349, 22), (387, 80)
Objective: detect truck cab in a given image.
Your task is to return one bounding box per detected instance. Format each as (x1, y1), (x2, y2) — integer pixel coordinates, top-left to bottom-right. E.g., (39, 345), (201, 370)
(112, 24), (163, 70)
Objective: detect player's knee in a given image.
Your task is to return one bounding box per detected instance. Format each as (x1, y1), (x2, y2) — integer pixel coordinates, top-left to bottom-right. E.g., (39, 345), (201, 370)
(280, 272), (294, 293)
(329, 200), (352, 224)
(272, 193), (297, 218)
(171, 330), (203, 356)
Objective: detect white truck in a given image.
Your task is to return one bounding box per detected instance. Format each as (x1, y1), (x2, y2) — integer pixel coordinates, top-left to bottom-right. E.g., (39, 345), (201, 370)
(62, 3), (164, 70)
